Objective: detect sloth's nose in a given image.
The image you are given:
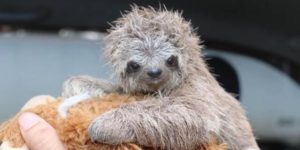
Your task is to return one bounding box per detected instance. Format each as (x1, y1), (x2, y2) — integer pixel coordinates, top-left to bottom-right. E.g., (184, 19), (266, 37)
(147, 68), (162, 78)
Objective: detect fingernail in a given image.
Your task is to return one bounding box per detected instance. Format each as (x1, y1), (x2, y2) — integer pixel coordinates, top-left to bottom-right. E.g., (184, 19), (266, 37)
(18, 113), (40, 131)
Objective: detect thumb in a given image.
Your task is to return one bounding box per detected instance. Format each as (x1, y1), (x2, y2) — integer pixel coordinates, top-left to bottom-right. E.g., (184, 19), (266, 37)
(18, 113), (65, 150)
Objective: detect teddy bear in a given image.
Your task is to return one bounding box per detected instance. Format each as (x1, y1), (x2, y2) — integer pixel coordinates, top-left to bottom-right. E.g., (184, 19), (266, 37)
(0, 93), (227, 150)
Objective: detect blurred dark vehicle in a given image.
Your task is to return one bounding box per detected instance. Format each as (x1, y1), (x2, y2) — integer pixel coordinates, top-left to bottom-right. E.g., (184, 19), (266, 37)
(0, 0), (299, 149)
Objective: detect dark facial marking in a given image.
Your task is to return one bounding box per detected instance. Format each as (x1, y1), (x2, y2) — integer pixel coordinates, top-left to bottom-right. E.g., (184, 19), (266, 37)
(166, 55), (178, 68)
(126, 61), (141, 73)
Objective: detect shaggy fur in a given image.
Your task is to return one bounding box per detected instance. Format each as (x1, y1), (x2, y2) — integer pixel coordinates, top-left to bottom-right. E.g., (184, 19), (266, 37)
(0, 94), (226, 150)
(62, 6), (260, 150)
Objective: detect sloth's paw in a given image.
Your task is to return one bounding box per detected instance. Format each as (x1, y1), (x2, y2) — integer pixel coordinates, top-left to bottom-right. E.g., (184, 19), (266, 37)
(88, 110), (136, 145)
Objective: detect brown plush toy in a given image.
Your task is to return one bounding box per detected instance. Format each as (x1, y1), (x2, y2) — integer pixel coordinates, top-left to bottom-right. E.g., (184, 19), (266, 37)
(0, 94), (227, 150)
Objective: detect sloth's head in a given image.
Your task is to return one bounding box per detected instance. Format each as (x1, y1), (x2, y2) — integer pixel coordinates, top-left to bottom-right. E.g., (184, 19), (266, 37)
(105, 6), (202, 94)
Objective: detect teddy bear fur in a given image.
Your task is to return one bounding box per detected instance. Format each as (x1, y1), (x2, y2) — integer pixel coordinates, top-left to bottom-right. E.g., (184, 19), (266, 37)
(0, 94), (227, 150)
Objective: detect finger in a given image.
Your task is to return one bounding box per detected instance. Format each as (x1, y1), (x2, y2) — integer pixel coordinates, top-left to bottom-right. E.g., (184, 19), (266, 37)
(18, 113), (65, 150)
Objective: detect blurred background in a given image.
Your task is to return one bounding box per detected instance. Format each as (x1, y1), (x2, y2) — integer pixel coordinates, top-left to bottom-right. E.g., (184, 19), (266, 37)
(0, 0), (299, 149)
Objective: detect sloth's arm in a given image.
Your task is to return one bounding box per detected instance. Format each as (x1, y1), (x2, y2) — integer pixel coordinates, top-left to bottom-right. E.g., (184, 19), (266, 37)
(59, 75), (124, 118)
(61, 75), (121, 99)
(88, 97), (211, 150)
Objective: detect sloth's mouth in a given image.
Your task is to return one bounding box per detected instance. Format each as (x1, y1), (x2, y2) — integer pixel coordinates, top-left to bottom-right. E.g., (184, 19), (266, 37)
(138, 75), (170, 92)
(147, 82), (163, 90)
(145, 78), (168, 90)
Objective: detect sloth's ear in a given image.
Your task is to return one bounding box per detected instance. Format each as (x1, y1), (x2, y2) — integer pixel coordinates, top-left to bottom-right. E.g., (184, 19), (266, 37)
(166, 33), (180, 48)
(166, 33), (203, 55)
(168, 33), (176, 39)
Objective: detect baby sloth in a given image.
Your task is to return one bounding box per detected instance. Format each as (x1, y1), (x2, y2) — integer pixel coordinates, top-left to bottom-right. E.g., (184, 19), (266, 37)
(62, 6), (260, 150)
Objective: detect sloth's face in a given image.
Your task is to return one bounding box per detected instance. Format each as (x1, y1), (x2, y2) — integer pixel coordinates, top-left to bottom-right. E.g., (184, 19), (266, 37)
(112, 33), (187, 94)
(124, 53), (180, 93)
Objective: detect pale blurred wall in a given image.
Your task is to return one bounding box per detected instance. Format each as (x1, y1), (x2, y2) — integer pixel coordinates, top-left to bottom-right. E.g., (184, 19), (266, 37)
(0, 33), (110, 122)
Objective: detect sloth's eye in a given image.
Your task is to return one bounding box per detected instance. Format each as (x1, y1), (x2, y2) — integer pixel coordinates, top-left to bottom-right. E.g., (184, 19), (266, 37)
(126, 61), (141, 73)
(166, 55), (178, 67)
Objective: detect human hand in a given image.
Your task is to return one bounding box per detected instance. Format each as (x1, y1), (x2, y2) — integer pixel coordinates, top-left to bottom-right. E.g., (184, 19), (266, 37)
(18, 112), (65, 150)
